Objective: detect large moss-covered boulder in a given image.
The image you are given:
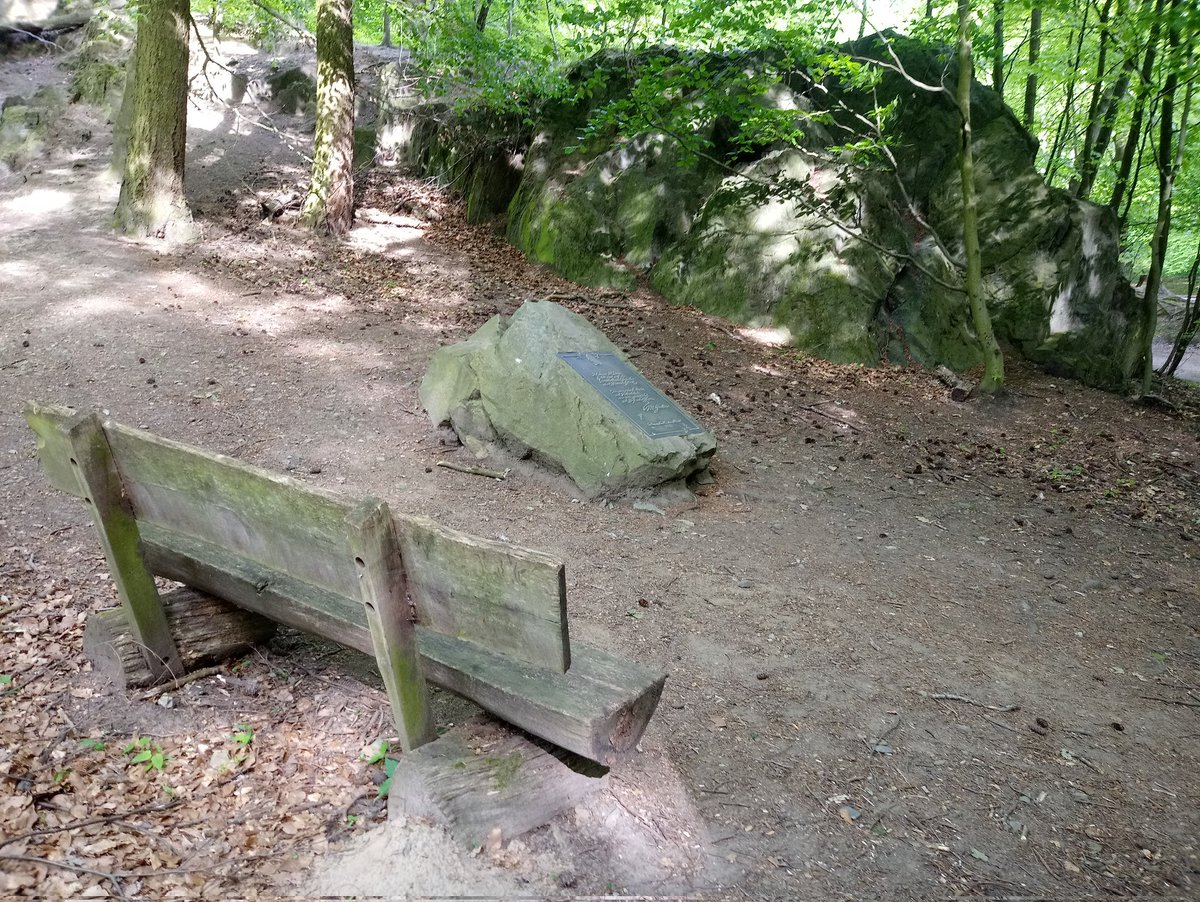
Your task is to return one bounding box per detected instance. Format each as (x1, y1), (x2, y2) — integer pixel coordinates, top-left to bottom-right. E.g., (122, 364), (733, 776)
(420, 301), (716, 497)
(392, 36), (1144, 391)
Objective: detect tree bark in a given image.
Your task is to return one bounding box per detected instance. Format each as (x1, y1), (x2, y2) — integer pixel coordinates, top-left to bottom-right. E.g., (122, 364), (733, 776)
(991, 0), (1004, 93)
(113, 0), (192, 240)
(959, 0), (1004, 395)
(302, 0), (356, 237)
(1072, 0), (1114, 196)
(1110, 0), (1164, 216)
(1023, 6), (1041, 129)
(1161, 239), (1200, 377)
(382, 3), (392, 46)
(1138, 0), (1182, 394)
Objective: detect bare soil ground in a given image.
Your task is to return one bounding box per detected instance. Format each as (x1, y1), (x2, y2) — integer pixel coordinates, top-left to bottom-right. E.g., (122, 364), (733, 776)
(2, 38), (1199, 901)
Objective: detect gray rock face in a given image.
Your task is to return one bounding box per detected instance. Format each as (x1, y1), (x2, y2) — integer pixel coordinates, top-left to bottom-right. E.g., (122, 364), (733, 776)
(394, 37), (1144, 391)
(420, 301), (716, 497)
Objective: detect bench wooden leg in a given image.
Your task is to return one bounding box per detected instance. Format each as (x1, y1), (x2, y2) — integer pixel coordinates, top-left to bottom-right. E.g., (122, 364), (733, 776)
(67, 413), (183, 681)
(346, 498), (436, 753)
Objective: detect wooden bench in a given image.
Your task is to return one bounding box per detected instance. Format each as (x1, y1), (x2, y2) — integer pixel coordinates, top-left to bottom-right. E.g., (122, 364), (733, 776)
(26, 402), (665, 765)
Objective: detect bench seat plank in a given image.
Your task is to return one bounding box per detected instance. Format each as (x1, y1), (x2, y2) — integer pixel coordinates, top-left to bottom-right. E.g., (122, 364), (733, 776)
(140, 523), (664, 764)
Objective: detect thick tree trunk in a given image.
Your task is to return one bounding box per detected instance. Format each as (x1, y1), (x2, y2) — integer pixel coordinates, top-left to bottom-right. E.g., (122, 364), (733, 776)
(1023, 7), (1041, 129)
(302, 0), (356, 236)
(113, 0), (192, 240)
(959, 0), (1004, 395)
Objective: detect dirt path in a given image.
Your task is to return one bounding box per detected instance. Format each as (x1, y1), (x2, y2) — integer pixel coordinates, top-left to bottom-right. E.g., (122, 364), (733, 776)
(2, 42), (1199, 900)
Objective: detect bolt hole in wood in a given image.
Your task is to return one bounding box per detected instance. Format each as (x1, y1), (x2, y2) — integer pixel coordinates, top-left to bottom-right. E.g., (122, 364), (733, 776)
(354, 556), (366, 569)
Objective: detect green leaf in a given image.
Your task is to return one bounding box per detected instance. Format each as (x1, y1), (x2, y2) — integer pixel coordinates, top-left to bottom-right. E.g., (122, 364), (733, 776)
(78, 738), (106, 751)
(0, 674), (12, 686)
(131, 750), (152, 764)
(365, 741), (389, 765)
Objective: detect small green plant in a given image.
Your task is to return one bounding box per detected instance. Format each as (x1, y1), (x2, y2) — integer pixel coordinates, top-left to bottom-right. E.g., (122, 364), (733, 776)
(53, 767), (71, 784)
(78, 737), (106, 751)
(0, 674), (13, 686)
(345, 813), (362, 827)
(124, 736), (168, 772)
(232, 723), (255, 747)
(363, 740), (389, 766)
(376, 757), (400, 799)
(704, 340), (716, 350)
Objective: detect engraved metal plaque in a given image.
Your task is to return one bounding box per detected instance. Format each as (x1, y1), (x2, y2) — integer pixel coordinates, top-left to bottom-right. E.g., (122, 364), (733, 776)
(557, 351), (704, 440)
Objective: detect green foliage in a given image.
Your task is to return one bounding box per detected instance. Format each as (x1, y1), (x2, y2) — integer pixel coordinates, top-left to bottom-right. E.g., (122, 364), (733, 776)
(232, 723), (255, 746)
(363, 740), (388, 765)
(78, 737), (107, 751)
(376, 756), (399, 799)
(124, 736), (169, 772)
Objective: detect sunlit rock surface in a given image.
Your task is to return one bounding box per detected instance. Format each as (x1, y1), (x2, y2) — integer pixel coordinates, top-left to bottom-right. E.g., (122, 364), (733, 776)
(420, 301), (716, 497)
(394, 36), (1143, 391)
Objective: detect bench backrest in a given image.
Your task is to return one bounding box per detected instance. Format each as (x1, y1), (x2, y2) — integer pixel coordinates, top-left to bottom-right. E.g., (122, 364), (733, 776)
(26, 403), (570, 673)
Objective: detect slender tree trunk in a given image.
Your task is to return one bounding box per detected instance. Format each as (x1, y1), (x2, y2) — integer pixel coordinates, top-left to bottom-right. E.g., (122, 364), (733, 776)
(382, 3), (392, 46)
(1043, 7), (1090, 183)
(1023, 6), (1041, 128)
(1073, 0), (1113, 195)
(302, 0), (355, 237)
(475, 0), (492, 30)
(113, 0), (192, 240)
(1138, 0), (1182, 393)
(1110, 0), (1164, 215)
(992, 0), (1005, 92)
(1161, 239), (1200, 376)
(958, 0), (1005, 394)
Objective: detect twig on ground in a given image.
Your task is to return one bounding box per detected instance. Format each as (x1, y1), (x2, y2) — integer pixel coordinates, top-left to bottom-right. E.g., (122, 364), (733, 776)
(1139, 694), (1200, 709)
(141, 665), (223, 700)
(922, 691), (1020, 713)
(0, 602), (19, 618)
(1, 358), (26, 370)
(436, 461), (509, 480)
(798, 403), (862, 432)
(0, 854), (130, 901)
(0, 798), (186, 851)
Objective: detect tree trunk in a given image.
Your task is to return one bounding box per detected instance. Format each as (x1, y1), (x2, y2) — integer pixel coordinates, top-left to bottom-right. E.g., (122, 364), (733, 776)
(1043, 7), (1090, 183)
(475, 0), (492, 30)
(113, 0), (192, 240)
(1110, 0), (1164, 216)
(302, 0), (356, 237)
(382, 3), (392, 46)
(1072, 0), (1113, 196)
(991, 0), (1004, 93)
(958, 0), (1004, 395)
(1023, 6), (1041, 129)
(1161, 239), (1200, 377)
(1138, 0), (1181, 394)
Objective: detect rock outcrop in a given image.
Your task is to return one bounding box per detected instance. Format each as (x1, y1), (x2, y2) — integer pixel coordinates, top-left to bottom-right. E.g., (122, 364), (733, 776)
(391, 35), (1144, 391)
(420, 301), (716, 497)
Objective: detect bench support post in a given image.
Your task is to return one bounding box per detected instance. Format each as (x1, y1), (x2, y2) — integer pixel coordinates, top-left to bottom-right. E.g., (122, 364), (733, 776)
(347, 498), (436, 752)
(67, 413), (182, 681)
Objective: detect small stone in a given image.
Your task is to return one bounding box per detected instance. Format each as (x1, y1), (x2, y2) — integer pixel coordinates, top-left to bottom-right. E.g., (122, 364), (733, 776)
(736, 578), (753, 589)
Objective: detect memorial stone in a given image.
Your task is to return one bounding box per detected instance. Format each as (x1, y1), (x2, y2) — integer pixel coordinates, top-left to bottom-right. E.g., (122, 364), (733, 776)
(420, 301), (716, 497)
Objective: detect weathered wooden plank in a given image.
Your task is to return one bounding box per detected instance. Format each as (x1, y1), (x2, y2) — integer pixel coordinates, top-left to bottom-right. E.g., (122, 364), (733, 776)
(139, 523), (371, 653)
(388, 718), (608, 847)
(397, 515), (569, 672)
(137, 523), (663, 764)
(83, 588), (277, 688)
(106, 421), (360, 599)
(346, 498), (436, 753)
(95, 415), (567, 672)
(24, 401), (83, 497)
(67, 413), (182, 681)
(416, 630), (665, 766)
